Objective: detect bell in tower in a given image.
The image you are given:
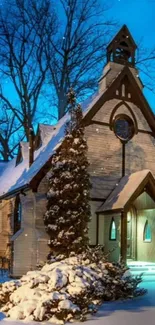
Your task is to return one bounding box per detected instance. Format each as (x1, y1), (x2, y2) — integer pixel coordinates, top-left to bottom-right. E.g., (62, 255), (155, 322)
(107, 25), (137, 67)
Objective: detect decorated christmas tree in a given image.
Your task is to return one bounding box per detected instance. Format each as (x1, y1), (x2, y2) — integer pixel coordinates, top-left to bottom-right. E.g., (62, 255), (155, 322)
(44, 89), (91, 257)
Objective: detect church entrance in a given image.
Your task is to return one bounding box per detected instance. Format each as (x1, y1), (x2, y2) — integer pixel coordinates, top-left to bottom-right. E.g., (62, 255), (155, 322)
(126, 192), (155, 263)
(98, 170), (155, 263)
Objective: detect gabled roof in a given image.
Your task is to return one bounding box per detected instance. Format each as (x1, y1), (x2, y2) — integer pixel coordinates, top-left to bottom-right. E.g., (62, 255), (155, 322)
(38, 124), (56, 143)
(0, 98), (97, 199)
(90, 175), (121, 200)
(107, 24), (137, 51)
(83, 65), (155, 133)
(0, 63), (155, 199)
(16, 142), (29, 165)
(34, 124), (56, 150)
(0, 121), (64, 198)
(97, 170), (155, 213)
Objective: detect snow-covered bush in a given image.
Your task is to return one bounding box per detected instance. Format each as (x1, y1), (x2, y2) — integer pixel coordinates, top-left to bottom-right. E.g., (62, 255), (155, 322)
(0, 248), (145, 324)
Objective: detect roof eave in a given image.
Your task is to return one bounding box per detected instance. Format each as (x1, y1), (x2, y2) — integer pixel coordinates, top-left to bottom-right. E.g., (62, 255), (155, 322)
(97, 208), (122, 215)
(0, 184), (30, 200)
(83, 66), (155, 134)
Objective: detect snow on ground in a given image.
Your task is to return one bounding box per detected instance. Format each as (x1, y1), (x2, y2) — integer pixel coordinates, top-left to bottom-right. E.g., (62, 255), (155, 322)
(0, 253), (144, 324)
(0, 281), (154, 325)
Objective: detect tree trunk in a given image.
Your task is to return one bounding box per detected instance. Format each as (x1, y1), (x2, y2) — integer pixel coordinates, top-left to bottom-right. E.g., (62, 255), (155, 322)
(58, 91), (67, 120)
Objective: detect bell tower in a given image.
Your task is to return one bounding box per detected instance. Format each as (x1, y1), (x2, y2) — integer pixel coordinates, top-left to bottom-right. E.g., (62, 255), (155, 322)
(99, 25), (140, 93)
(107, 25), (137, 67)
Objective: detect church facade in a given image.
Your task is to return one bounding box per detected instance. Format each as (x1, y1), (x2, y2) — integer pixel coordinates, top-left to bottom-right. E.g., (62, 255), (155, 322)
(0, 25), (155, 277)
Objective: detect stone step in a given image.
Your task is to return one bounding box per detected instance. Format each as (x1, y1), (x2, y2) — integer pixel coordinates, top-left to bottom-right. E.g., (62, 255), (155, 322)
(131, 270), (155, 276)
(140, 275), (155, 282)
(129, 270), (155, 282)
(127, 262), (155, 281)
(127, 261), (155, 266)
(128, 262), (155, 266)
(129, 267), (155, 272)
(129, 264), (155, 266)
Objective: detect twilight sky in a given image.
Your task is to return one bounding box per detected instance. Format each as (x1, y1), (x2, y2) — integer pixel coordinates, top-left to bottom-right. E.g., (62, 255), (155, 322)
(107, 0), (155, 111)
(2, 0), (155, 114)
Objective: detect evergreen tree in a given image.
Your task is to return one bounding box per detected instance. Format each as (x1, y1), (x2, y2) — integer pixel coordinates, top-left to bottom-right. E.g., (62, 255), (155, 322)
(44, 89), (91, 257)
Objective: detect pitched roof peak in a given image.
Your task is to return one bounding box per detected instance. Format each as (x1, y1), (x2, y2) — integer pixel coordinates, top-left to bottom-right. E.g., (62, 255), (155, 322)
(106, 25), (137, 67)
(107, 25), (137, 50)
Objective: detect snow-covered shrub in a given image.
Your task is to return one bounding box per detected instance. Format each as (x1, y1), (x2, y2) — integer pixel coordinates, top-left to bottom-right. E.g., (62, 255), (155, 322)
(0, 249), (146, 324)
(44, 89), (91, 257)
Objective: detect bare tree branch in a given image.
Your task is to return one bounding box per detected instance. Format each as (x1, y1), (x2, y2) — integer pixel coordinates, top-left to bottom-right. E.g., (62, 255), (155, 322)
(0, 0), (56, 140)
(46, 0), (117, 119)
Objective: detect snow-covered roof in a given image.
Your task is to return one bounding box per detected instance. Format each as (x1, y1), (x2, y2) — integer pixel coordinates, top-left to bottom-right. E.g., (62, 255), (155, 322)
(0, 118), (65, 197)
(0, 64), (143, 199)
(90, 175), (121, 200)
(0, 92), (101, 198)
(19, 142), (29, 160)
(0, 161), (8, 177)
(38, 124), (56, 144)
(97, 170), (155, 213)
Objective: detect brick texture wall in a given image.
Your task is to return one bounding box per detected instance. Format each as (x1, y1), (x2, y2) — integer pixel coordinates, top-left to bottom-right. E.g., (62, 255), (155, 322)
(85, 123), (122, 177)
(6, 87), (155, 272)
(85, 95), (155, 256)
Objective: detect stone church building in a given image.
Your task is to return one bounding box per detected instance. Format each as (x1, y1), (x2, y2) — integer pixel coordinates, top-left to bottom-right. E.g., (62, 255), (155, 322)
(0, 25), (155, 277)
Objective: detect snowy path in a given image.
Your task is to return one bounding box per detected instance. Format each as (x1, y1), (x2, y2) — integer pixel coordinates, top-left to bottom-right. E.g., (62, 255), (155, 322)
(0, 282), (154, 325)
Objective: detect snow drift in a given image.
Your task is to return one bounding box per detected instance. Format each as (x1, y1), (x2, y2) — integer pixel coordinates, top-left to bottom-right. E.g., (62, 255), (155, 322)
(0, 249), (145, 324)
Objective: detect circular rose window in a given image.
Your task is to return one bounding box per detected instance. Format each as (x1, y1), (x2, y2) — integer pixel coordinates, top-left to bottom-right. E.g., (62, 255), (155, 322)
(113, 114), (135, 142)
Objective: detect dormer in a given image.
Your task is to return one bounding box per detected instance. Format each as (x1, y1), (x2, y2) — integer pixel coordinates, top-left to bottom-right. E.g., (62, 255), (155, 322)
(16, 142), (29, 166)
(16, 145), (22, 166)
(107, 25), (137, 67)
(35, 126), (42, 150)
(35, 124), (56, 150)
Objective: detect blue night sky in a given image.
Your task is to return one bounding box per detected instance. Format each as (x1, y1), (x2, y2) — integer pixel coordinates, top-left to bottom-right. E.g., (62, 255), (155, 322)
(3, 0), (155, 114)
(107, 0), (155, 111)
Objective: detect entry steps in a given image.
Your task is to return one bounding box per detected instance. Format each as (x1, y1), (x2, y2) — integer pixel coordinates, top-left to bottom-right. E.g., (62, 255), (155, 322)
(127, 261), (155, 282)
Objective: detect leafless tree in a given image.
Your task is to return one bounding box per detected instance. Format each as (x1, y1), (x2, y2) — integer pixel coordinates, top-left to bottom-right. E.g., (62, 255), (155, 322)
(0, 0), (117, 159)
(0, 101), (22, 160)
(46, 0), (117, 119)
(0, 0), (154, 160)
(137, 44), (155, 94)
(0, 0), (57, 141)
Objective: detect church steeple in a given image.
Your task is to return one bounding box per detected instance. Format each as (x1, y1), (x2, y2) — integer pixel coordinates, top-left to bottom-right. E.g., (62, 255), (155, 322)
(98, 25), (141, 94)
(107, 25), (137, 67)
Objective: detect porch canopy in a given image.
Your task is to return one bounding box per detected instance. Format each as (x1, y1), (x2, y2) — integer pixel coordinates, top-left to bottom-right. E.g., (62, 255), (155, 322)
(97, 169), (155, 214)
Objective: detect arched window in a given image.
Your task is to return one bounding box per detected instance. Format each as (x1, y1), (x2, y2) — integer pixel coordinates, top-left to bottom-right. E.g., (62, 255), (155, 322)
(113, 114), (135, 142)
(143, 220), (151, 242)
(14, 196), (22, 234)
(109, 218), (117, 240)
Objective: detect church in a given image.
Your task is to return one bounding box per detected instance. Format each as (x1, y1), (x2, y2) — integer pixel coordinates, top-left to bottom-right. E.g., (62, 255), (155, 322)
(0, 25), (155, 277)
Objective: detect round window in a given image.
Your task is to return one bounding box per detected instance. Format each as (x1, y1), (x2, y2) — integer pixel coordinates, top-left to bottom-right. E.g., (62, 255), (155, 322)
(113, 114), (135, 142)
